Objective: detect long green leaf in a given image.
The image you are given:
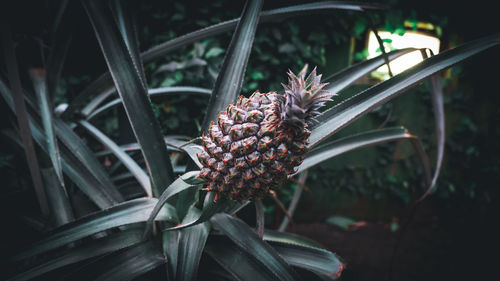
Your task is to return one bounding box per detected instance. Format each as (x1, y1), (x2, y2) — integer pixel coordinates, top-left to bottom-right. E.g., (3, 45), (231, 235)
(211, 213), (302, 281)
(268, 241), (343, 280)
(41, 168), (74, 227)
(176, 207), (211, 281)
(1, 21), (49, 216)
(66, 1), (383, 118)
(264, 231), (344, 279)
(61, 241), (165, 281)
(299, 127), (432, 187)
(323, 48), (417, 94)
(205, 235), (283, 281)
(11, 198), (176, 261)
(8, 228), (143, 281)
(83, 0), (174, 196)
(56, 118), (123, 201)
(263, 230), (321, 248)
(163, 230), (180, 281)
(30, 69), (65, 187)
(109, 0), (147, 90)
(201, 0), (263, 132)
(310, 33), (500, 147)
(78, 120), (152, 197)
(420, 50), (445, 199)
(300, 127), (414, 173)
(87, 86), (211, 120)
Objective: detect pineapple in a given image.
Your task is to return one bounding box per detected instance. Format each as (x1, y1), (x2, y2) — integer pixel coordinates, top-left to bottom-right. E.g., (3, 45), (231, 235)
(197, 65), (333, 201)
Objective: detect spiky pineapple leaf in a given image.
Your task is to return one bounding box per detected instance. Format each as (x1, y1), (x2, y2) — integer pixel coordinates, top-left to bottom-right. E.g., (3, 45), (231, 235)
(201, 0), (263, 132)
(11, 198), (176, 262)
(299, 127), (422, 173)
(163, 230), (180, 281)
(211, 213), (302, 281)
(264, 230), (344, 279)
(60, 241), (165, 281)
(8, 228), (143, 281)
(205, 235), (285, 281)
(420, 50), (445, 199)
(175, 207), (211, 281)
(108, 0), (147, 90)
(323, 48), (417, 94)
(310, 33), (500, 147)
(0, 77), (122, 210)
(66, 1), (384, 118)
(87, 86), (211, 120)
(78, 120), (151, 197)
(83, 0), (174, 196)
(30, 69), (64, 188)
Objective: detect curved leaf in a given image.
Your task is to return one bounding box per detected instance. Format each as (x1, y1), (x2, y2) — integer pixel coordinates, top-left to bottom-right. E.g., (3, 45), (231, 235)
(268, 241), (344, 280)
(162, 195), (230, 231)
(263, 230), (321, 248)
(61, 241), (165, 281)
(87, 86), (211, 120)
(264, 231), (344, 279)
(299, 127), (432, 188)
(78, 120), (152, 197)
(323, 48), (417, 94)
(144, 171), (200, 237)
(8, 229), (143, 281)
(211, 213), (302, 281)
(205, 235), (283, 281)
(300, 127), (413, 173)
(201, 0), (263, 132)
(83, 0), (174, 196)
(310, 33), (500, 147)
(11, 198), (176, 262)
(420, 50), (445, 199)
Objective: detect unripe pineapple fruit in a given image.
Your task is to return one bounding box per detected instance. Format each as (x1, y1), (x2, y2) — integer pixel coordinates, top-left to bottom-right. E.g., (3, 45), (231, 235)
(197, 65), (333, 201)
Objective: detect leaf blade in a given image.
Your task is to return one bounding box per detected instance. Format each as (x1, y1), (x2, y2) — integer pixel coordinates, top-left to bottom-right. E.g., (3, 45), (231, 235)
(310, 33), (500, 147)
(78, 120), (152, 197)
(211, 213), (302, 281)
(11, 198), (175, 261)
(200, 0), (263, 132)
(83, 0), (174, 196)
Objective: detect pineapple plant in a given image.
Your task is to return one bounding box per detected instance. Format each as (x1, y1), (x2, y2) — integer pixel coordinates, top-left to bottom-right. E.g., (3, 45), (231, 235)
(1, 0), (499, 280)
(198, 65), (333, 201)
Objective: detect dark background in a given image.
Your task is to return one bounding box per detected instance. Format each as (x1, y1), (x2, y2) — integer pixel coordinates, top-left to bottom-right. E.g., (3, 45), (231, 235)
(1, 1), (499, 280)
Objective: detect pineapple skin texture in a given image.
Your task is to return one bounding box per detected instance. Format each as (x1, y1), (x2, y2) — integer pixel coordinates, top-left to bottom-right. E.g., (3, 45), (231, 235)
(197, 91), (310, 201)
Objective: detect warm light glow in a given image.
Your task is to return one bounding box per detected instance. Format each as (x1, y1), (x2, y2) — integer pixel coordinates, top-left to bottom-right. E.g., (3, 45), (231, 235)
(367, 30), (440, 79)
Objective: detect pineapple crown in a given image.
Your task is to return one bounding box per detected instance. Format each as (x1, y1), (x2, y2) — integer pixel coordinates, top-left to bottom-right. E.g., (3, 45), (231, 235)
(279, 65), (334, 135)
